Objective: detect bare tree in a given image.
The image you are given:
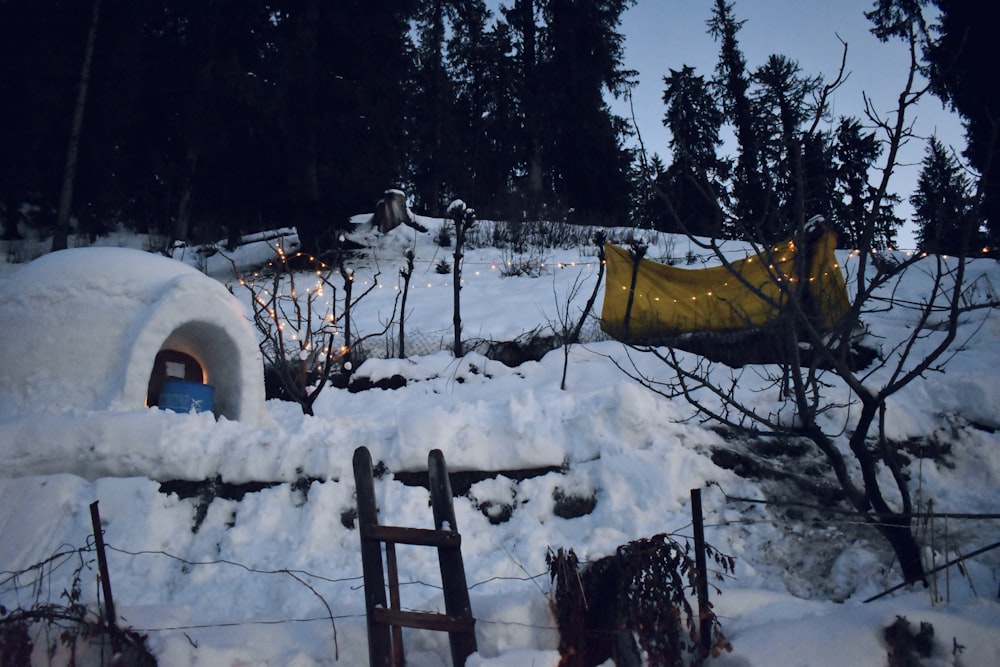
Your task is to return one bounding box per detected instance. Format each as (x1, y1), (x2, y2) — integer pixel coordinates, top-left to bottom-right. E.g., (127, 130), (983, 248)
(233, 242), (397, 415)
(618, 7), (999, 585)
(554, 231), (607, 390)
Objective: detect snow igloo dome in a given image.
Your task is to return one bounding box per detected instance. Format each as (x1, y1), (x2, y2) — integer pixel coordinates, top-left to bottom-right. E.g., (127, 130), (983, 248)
(0, 247), (266, 423)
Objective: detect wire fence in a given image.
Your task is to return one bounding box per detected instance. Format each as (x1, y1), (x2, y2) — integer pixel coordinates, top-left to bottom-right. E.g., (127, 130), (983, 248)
(3, 492), (998, 650)
(350, 319), (612, 368)
(0, 536), (557, 653)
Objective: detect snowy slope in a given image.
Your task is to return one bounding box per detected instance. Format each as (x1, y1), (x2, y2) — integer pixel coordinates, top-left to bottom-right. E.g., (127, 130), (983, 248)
(1, 220), (998, 666)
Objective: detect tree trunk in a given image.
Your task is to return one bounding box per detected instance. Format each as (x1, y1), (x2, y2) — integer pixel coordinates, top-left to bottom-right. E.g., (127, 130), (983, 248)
(2, 199), (23, 240)
(52, 0), (102, 252)
(804, 405), (927, 585)
(171, 148), (199, 248)
(874, 515), (926, 585)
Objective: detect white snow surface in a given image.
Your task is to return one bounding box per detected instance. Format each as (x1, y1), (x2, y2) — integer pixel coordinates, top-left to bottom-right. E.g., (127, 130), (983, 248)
(1, 218), (999, 666)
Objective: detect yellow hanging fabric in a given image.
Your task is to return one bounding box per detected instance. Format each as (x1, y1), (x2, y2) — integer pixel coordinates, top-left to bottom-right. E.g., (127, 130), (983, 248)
(600, 228), (850, 341)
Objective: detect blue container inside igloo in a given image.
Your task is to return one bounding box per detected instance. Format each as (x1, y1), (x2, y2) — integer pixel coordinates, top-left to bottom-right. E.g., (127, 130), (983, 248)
(159, 379), (215, 414)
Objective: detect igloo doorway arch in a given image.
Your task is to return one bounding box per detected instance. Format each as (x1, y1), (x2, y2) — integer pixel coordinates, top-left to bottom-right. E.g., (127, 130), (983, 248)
(0, 247), (266, 423)
(143, 323), (240, 416)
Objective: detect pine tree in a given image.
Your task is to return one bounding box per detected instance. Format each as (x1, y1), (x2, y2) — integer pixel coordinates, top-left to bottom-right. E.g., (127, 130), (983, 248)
(924, 0), (998, 248)
(799, 130), (838, 234)
(752, 54), (822, 239)
(832, 118), (884, 249)
(409, 0), (463, 214)
(708, 0), (773, 240)
(911, 137), (976, 255)
(271, 0), (416, 250)
(0, 0), (92, 241)
(496, 0), (635, 224)
(499, 0), (547, 216)
(538, 0), (636, 226)
(447, 1), (520, 217)
(124, 1), (278, 246)
(657, 65), (729, 236)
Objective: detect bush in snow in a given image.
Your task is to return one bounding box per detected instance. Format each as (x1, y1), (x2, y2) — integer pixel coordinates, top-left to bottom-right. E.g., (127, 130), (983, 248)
(234, 241), (397, 415)
(548, 534), (734, 667)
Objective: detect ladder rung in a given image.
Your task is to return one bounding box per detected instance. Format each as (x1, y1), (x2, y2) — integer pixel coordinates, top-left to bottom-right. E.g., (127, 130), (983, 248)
(363, 524), (462, 548)
(373, 607), (476, 633)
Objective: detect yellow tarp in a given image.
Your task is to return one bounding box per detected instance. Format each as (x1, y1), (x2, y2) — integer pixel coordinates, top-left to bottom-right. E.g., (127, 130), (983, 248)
(600, 229), (850, 341)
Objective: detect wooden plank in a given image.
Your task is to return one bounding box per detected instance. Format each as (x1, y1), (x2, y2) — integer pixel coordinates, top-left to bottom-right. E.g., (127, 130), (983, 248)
(373, 607), (477, 633)
(385, 543), (404, 667)
(362, 524), (462, 548)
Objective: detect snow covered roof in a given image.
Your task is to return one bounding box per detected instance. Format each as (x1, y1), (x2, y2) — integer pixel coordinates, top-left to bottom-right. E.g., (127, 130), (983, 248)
(0, 247), (265, 423)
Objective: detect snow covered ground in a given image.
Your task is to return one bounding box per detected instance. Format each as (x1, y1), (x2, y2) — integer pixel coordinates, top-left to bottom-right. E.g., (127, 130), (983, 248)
(1, 217), (999, 666)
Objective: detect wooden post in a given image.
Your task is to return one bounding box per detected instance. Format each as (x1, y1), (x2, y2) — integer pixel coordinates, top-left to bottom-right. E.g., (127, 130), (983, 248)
(623, 241), (646, 340)
(89, 501), (121, 655)
(398, 248), (414, 358)
(428, 449), (477, 666)
(341, 266), (354, 371)
(452, 208), (466, 357)
(690, 488), (712, 657)
(354, 447), (392, 667)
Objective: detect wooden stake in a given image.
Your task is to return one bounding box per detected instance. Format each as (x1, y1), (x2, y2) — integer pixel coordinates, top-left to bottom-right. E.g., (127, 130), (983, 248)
(690, 488), (711, 656)
(89, 501), (121, 655)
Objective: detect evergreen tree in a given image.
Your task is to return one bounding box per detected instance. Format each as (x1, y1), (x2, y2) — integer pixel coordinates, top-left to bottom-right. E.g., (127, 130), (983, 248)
(118, 1), (279, 246)
(539, 0), (636, 226)
(271, 0), (416, 250)
(657, 65), (729, 236)
(75, 0), (154, 239)
(924, 0), (998, 247)
(752, 54), (822, 238)
(409, 0), (463, 214)
(0, 0), (92, 239)
(831, 118), (883, 249)
(633, 153), (667, 230)
(911, 137), (976, 254)
(496, 0), (635, 224)
(499, 0), (547, 217)
(447, 1), (520, 217)
(708, 0), (773, 240)
(799, 130), (838, 234)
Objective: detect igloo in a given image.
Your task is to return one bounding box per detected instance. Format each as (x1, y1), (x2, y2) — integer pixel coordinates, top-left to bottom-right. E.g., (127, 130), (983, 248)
(0, 247), (266, 423)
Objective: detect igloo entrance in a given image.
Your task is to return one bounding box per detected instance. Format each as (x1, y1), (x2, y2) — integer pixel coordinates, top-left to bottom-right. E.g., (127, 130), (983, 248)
(144, 321), (246, 418)
(147, 349), (205, 408)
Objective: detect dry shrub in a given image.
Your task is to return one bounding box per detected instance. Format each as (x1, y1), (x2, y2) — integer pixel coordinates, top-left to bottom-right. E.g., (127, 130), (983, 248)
(547, 533), (734, 667)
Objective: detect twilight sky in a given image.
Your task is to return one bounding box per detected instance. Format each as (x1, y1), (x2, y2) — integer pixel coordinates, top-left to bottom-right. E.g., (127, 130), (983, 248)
(616, 1), (962, 153)
(613, 0), (966, 247)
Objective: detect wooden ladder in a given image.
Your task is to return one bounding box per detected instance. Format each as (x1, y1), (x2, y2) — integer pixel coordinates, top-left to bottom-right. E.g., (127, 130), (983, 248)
(353, 446), (477, 667)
